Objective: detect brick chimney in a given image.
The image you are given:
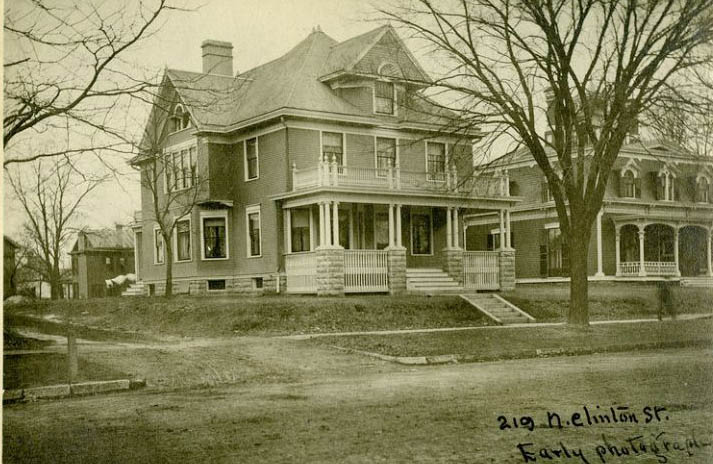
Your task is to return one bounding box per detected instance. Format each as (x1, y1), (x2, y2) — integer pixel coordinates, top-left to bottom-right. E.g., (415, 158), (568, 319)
(201, 40), (234, 76)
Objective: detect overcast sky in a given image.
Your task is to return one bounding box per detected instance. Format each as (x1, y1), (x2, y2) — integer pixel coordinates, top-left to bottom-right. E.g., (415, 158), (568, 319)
(3, 0), (388, 242)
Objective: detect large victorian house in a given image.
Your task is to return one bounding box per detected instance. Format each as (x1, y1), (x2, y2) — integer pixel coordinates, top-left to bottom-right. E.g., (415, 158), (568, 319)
(131, 26), (518, 296)
(466, 138), (713, 284)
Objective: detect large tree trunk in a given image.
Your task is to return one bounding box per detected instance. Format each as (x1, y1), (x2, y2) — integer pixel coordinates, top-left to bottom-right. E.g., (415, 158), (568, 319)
(164, 235), (173, 298)
(567, 223), (591, 326)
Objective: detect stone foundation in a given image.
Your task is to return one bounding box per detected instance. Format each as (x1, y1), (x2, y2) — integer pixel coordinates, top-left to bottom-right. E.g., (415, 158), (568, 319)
(442, 248), (464, 285)
(316, 246), (345, 296)
(387, 247), (407, 295)
(499, 249), (516, 291)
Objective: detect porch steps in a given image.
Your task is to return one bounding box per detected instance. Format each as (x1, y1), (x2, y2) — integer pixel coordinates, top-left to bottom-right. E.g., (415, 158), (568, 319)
(406, 268), (463, 293)
(121, 281), (145, 297)
(680, 277), (713, 288)
(460, 293), (535, 325)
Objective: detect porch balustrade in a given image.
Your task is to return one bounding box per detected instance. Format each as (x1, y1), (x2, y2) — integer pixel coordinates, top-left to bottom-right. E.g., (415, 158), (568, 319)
(291, 160), (509, 197)
(618, 261), (678, 277)
(285, 252), (317, 293)
(343, 249), (389, 293)
(463, 251), (500, 290)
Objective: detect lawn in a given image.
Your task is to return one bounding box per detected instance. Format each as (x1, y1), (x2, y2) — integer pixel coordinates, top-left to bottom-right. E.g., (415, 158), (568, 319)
(3, 353), (128, 390)
(3, 294), (491, 338)
(313, 317), (713, 359)
(503, 282), (713, 321)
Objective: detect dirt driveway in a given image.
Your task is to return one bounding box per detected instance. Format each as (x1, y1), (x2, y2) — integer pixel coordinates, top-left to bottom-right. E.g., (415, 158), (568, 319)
(5, 346), (713, 463)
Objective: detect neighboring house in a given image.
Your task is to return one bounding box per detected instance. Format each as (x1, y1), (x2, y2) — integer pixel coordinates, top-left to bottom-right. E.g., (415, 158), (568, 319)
(70, 225), (135, 298)
(466, 138), (713, 282)
(4, 236), (20, 299)
(131, 25), (518, 296)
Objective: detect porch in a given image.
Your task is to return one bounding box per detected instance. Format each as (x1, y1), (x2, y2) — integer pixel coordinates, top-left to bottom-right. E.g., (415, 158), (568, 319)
(615, 222), (712, 278)
(280, 200), (517, 295)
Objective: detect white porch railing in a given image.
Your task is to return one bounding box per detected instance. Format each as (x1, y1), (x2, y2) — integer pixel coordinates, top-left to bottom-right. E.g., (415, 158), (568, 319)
(618, 261), (678, 276)
(463, 251), (500, 290)
(291, 161), (509, 197)
(285, 252), (317, 293)
(344, 250), (389, 293)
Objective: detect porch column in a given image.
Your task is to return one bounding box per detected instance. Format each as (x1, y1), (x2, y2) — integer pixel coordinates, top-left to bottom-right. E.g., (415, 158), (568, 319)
(674, 227), (681, 277)
(348, 205), (354, 250)
(396, 204), (403, 247)
(707, 228), (712, 277)
(615, 226), (621, 277)
(318, 203), (325, 247)
(332, 201), (340, 248)
(388, 204), (395, 248)
(453, 207), (460, 249)
(505, 209), (511, 249)
(446, 207), (453, 248)
(499, 209), (506, 251)
(309, 207), (315, 251)
(284, 209), (292, 254)
(664, 174), (670, 201)
(595, 211), (604, 277)
(133, 230), (140, 280)
(638, 226), (646, 276)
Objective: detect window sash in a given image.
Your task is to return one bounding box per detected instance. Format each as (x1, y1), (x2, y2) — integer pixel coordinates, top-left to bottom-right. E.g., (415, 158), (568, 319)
(375, 82), (394, 114)
(246, 138), (258, 179)
(248, 212), (261, 256)
(376, 137), (396, 177)
(177, 220), (191, 261)
(203, 218), (226, 259)
(427, 143), (446, 181)
(322, 132), (344, 165)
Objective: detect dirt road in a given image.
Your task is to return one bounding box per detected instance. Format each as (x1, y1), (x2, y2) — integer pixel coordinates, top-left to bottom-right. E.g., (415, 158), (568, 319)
(5, 346), (713, 463)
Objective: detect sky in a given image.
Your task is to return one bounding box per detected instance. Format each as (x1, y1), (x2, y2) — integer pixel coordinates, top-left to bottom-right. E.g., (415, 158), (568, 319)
(2, 0), (388, 243)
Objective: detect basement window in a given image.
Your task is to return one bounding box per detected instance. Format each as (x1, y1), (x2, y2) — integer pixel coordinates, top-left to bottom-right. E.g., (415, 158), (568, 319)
(252, 277), (263, 289)
(207, 279), (226, 291)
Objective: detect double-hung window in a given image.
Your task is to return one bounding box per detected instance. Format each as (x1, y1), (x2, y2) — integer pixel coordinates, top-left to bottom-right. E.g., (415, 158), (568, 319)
(375, 81), (395, 115)
(376, 137), (396, 177)
(203, 216), (227, 259)
(154, 229), (165, 264)
(290, 209), (311, 252)
(322, 132), (344, 167)
(246, 206), (261, 257)
(245, 138), (259, 180)
(426, 142), (446, 182)
(176, 219), (191, 261)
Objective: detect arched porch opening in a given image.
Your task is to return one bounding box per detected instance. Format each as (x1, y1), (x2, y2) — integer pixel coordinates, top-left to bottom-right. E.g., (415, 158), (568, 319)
(679, 226), (708, 277)
(644, 224), (674, 262)
(620, 224), (639, 261)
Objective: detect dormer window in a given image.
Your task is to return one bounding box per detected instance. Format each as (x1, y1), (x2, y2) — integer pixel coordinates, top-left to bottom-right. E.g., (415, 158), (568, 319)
(375, 81), (395, 115)
(170, 105), (190, 133)
(696, 176), (711, 203)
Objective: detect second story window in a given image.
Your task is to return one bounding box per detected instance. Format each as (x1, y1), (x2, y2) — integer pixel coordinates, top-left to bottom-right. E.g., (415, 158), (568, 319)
(541, 180), (553, 202)
(696, 177), (711, 203)
(620, 170), (641, 199)
(322, 132), (344, 166)
(376, 137), (396, 177)
(245, 138), (259, 180)
(375, 81), (395, 115)
(426, 142), (446, 181)
(165, 146), (196, 191)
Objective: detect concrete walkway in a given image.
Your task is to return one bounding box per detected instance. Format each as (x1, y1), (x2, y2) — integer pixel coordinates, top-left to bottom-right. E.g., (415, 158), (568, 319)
(279, 313), (713, 340)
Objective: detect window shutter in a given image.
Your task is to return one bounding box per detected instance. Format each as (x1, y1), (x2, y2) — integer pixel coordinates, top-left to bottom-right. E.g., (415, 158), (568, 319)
(687, 176), (697, 199)
(653, 172), (663, 200)
(708, 182), (713, 203)
(610, 170), (620, 197)
(539, 229), (548, 277)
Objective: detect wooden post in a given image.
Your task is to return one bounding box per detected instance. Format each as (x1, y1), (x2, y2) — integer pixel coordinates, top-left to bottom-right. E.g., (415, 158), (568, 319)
(67, 332), (78, 384)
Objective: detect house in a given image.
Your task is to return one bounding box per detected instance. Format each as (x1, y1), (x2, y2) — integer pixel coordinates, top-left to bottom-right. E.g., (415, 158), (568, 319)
(4, 235), (20, 299)
(130, 25), (519, 296)
(465, 139), (713, 283)
(69, 225), (135, 298)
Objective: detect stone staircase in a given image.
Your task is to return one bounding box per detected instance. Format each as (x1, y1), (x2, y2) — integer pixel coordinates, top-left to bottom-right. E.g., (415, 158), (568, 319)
(121, 281), (145, 297)
(679, 276), (713, 288)
(460, 293), (535, 325)
(406, 268), (463, 293)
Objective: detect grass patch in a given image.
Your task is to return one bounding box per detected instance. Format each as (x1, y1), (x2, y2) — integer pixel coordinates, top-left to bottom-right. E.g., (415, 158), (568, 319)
(3, 352), (127, 389)
(4, 295), (491, 338)
(3, 328), (54, 351)
(313, 318), (713, 359)
(503, 283), (713, 322)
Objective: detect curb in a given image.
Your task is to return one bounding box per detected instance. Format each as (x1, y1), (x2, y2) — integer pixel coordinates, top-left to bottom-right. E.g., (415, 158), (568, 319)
(331, 338), (713, 366)
(3, 379), (145, 404)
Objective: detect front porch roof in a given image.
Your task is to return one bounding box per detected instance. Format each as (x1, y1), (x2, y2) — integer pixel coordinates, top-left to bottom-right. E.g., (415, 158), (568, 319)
(272, 187), (521, 209)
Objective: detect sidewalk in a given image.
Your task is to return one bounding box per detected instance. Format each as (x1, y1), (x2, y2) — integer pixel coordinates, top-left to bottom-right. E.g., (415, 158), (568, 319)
(280, 313), (713, 340)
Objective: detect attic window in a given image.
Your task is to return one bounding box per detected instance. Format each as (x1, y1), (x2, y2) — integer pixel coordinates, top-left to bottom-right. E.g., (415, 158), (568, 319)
(170, 105), (190, 133)
(375, 81), (395, 115)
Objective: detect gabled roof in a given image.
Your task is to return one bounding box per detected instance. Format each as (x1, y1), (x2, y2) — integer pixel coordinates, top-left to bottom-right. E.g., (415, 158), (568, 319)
(71, 227), (134, 253)
(159, 25), (451, 135)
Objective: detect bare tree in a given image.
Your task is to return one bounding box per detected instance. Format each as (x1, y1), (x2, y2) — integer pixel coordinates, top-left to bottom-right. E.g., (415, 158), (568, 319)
(3, 0), (184, 167)
(5, 160), (103, 299)
(382, 0), (713, 325)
